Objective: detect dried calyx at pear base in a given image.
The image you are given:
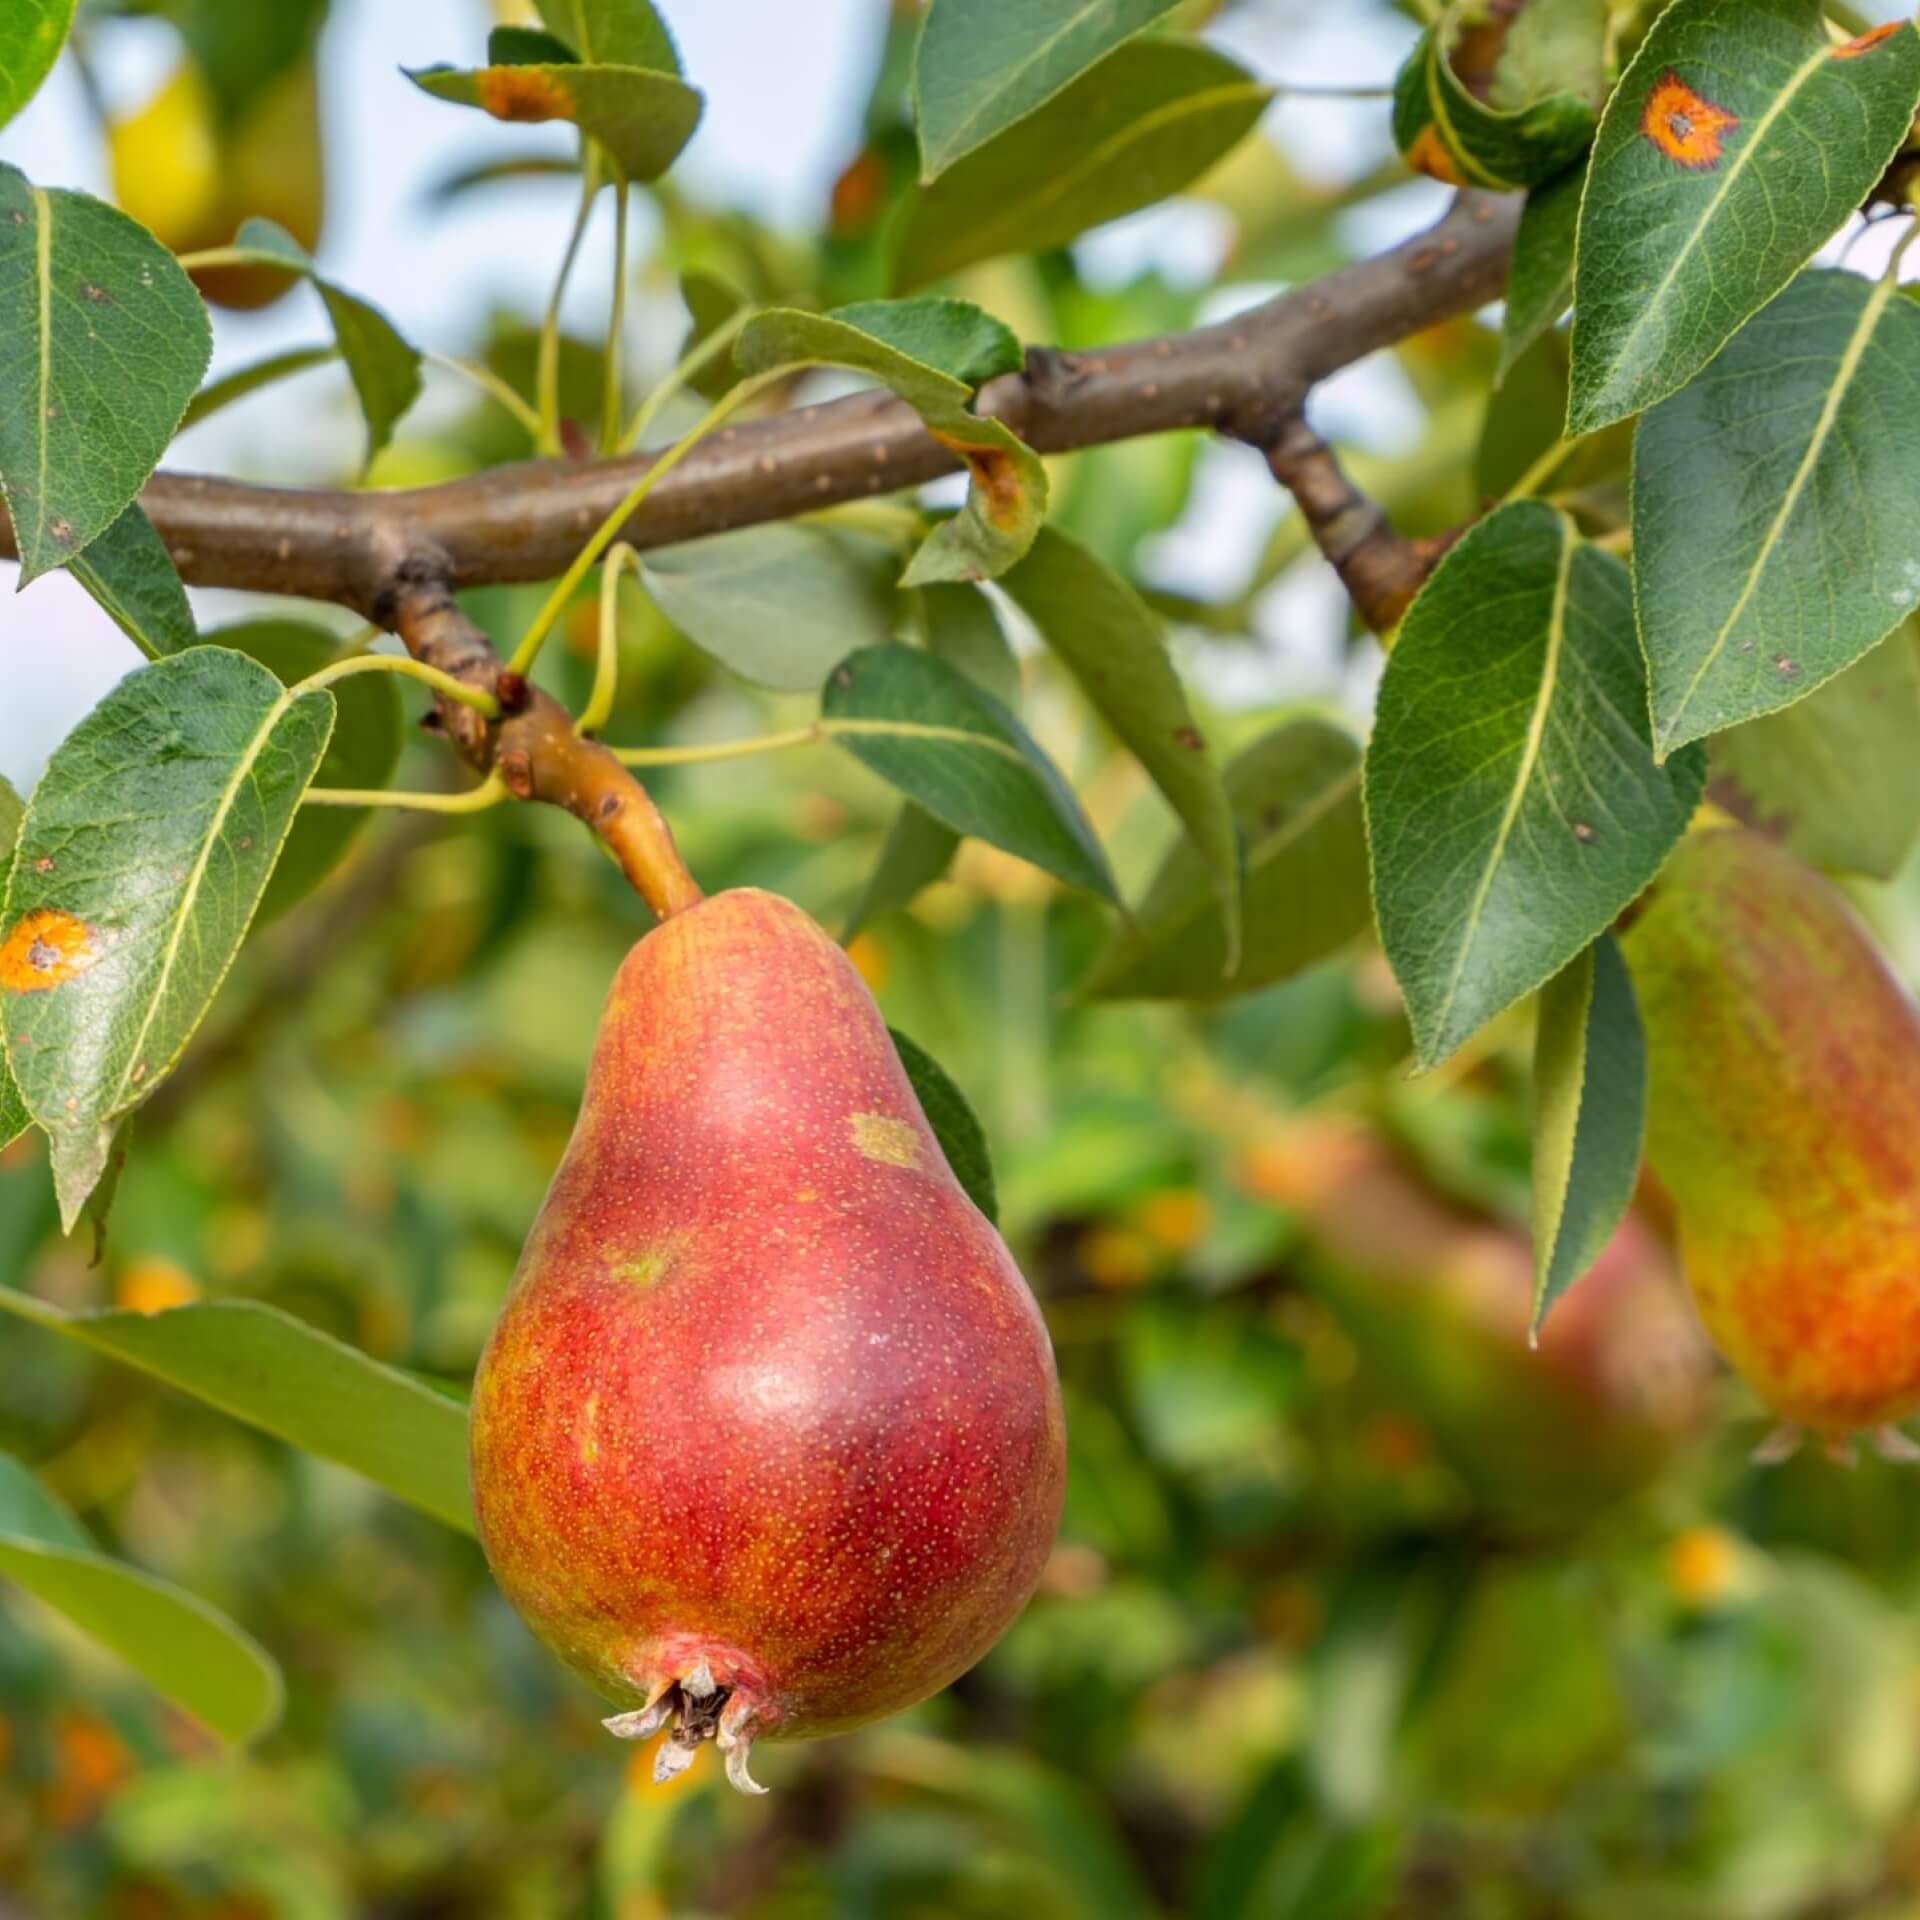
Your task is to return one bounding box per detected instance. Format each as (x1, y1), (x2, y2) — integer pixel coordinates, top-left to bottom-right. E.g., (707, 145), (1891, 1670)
(469, 887), (1066, 1793)
(1621, 828), (1920, 1469)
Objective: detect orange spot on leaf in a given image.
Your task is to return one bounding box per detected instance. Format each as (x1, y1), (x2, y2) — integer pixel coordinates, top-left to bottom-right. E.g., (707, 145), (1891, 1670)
(1835, 22), (1902, 57)
(476, 66), (574, 124)
(0, 909), (102, 992)
(1405, 123), (1468, 187)
(932, 431), (1027, 531)
(1641, 71), (1739, 170)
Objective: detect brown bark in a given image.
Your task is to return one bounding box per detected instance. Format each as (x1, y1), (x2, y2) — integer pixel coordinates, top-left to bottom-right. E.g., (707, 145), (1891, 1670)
(3, 192), (1519, 896)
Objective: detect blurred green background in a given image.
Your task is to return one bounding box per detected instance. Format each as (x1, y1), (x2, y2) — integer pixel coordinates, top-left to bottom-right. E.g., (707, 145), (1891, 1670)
(8, 1), (1920, 1916)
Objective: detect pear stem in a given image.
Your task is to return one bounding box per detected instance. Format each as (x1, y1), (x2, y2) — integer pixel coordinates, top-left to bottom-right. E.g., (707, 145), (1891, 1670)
(387, 582), (704, 920)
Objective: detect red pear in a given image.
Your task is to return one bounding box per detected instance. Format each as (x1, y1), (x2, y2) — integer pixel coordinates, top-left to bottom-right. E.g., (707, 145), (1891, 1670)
(470, 889), (1065, 1790)
(1622, 829), (1920, 1450)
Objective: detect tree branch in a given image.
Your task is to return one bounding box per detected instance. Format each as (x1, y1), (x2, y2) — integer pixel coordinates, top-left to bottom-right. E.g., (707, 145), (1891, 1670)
(0, 193), (1518, 611)
(1256, 414), (1462, 632)
(2, 193), (1517, 903)
(386, 574), (703, 920)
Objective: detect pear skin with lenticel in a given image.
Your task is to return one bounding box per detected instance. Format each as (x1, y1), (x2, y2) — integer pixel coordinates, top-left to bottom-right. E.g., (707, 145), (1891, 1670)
(469, 888), (1065, 1791)
(1621, 829), (1920, 1456)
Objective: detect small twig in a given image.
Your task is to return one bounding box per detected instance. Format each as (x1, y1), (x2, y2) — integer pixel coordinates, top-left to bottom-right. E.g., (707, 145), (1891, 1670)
(424, 352), (543, 438)
(384, 572), (702, 919)
(538, 149), (601, 454)
(1253, 413), (1458, 633)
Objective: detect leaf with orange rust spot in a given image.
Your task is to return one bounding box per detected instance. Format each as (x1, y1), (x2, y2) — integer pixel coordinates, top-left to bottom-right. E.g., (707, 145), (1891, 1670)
(1638, 71), (1737, 171)
(736, 298), (1047, 584)
(406, 56), (701, 184)
(1836, 23), (1904, 60)
(1569, 1), (1920, 432)
(0, 909), (102, 993)
(3, 648), (333, 1229)
(476, 63), (575, 123)
(1392, 0), (1607, 192)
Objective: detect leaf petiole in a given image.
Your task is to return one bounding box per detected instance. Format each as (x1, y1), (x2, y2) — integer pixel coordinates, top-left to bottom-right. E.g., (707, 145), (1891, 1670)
(301, 770), (508, 812)
(580, 542), (640, 736)
(298, 652), (500, 718)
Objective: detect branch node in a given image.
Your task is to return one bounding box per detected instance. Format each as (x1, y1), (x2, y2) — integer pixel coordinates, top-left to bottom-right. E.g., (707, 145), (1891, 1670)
(1254, 413), (1448, 634)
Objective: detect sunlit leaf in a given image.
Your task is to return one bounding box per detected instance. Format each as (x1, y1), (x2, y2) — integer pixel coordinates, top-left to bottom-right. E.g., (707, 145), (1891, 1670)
(1085, 718), (1367, 1001)
(1, 648), (334, 1227)
(1568, 3), (1920, 432)
(1366, 502), (1704, 1068)
(1530, 935), (1645, 1334)
(62, 503), (195, 659)
(405, 58), (703, 186)
(737, 298), (1044, 583)
(912, 0), (1178, 179)
(641, 523), (901, 691)
(0, 0), (74, 132)
(999, 525), (1238, 965)
(890, 1027), (997, 1221)
(823, 645), (1117, 901)
(0, 164), (210, 583)
(892, 38), (1269, 292)
(0, 1450), (282, 1744)
(231, 220), (422, 469)
(534, 0), (682, 74)
(0, 1281), (473, 1532)
(1633, 268), (1920, 757)
(216, 621), (404, 922)
(1393, 0), (1603, 191)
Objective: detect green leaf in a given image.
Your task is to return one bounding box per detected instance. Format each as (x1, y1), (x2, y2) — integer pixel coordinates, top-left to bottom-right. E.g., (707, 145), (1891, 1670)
(1567, 3), (1920, 434)
(1633, 267), (1920, 757)
(404, 59), (703, 185)
(0, 164), (211, 584)
(889, 1027), (997, 1221)
(737, 299), (1045, 583)
(230, 221), (421, 470)
(0, 1281), (473, 1532)
(1084, 717), (1367, 1001)
(0, 774), (27, 1151)
(891, 37), (1269, 292)
(0, 0), (74, 131)
(912, 0), (1179, 180)
(181, 344), (340, 431)
(844, 584), (1020, 934)
(1711, 623), (1920, 881)
(641, 523), (902, 691)
(1529, 935), (1646, 1334)
(216, 622), (404, 922)
(823, 645), (1117, 901)
(534, 0), (682, 74)
(1392, 1), (1602, 192)
(1366, 502), (1704, 1069)
(1499, 164), (1581, 382)
(1, 648), (334, 1229)
(0, 1450), (282, 1744)
(999, 525), (1239, 965)
(62, 503), (195, 660)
